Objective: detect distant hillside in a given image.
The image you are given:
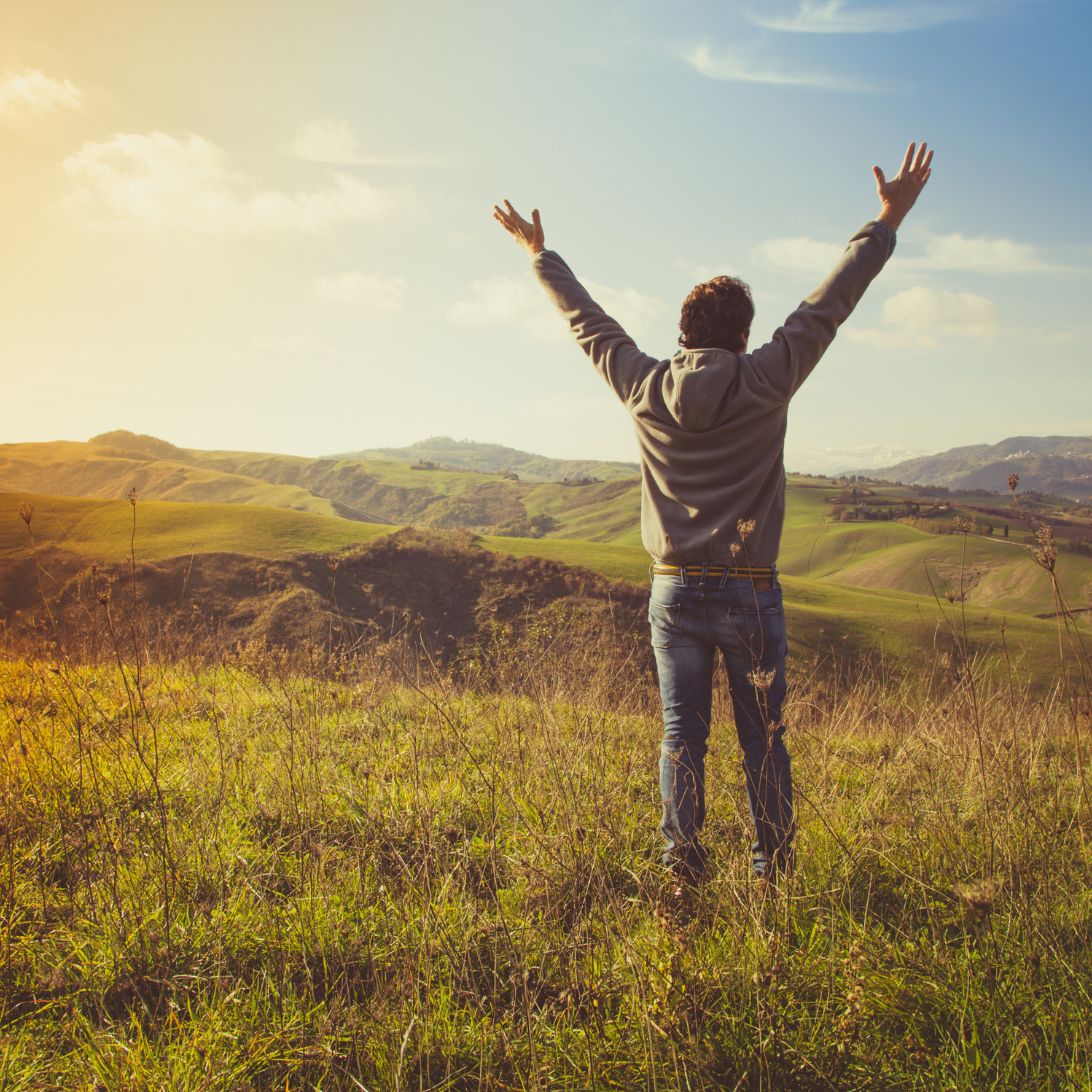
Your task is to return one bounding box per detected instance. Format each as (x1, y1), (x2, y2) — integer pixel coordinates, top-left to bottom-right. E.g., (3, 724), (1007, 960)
(0, 431), (641, 540)
(858, 435), (1092, 502)
(336, 436), (640, 483)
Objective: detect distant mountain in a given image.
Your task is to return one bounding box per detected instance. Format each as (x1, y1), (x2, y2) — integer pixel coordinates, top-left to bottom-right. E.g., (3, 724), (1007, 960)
(855, 435), (1092, 502)
(335, 436), (640, 483)
(787, 444), (930, 477)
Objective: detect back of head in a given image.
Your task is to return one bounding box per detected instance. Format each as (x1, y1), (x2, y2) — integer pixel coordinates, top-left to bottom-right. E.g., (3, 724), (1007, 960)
(678, 276), (754, 353)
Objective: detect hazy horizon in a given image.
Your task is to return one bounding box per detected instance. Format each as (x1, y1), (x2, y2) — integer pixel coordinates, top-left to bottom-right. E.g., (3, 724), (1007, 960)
(4, 0), (1091, 468)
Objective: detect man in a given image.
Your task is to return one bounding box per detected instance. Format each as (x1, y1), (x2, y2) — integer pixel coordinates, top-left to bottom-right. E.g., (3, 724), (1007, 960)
(493, 142), (934, 892)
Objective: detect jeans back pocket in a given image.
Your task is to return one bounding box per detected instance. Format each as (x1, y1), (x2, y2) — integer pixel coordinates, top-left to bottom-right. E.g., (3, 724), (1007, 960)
(648, 598), (684, 648)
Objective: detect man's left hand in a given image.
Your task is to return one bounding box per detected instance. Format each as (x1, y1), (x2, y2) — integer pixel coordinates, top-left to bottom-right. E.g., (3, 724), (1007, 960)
(493, 199), (544, 255)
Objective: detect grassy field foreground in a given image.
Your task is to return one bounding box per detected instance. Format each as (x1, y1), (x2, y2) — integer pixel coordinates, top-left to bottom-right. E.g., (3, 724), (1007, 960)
(1, 639), (1089, 1090)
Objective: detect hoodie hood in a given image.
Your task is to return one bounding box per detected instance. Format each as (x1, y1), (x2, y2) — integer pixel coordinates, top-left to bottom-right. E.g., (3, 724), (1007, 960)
(661, 348), (741, 431)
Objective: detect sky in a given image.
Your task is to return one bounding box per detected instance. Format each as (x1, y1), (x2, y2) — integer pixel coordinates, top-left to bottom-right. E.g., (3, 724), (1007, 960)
(2, 0), (1090, 473)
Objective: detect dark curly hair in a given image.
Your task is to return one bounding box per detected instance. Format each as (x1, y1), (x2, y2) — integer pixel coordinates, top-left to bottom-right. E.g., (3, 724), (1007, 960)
(678, 275), (754, 353)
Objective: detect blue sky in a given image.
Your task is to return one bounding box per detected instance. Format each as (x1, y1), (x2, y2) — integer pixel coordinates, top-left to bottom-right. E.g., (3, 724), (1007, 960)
(2, 0), (1090, 471)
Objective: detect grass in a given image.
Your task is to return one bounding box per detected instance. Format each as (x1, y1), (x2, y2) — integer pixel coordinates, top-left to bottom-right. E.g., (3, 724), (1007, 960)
(0, 641), (1088, 1088)
(1, 481), (1089, 1087)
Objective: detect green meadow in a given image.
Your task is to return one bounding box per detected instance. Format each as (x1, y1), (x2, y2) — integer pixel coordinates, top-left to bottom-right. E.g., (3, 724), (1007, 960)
(2, 468), (1090, 1086)
(1, 639), (1087, 1087)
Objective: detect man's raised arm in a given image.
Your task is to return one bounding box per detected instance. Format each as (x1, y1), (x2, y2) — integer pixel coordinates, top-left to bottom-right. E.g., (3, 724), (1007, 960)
(746, 141), (934, 403)
(492, 199), (659, 406)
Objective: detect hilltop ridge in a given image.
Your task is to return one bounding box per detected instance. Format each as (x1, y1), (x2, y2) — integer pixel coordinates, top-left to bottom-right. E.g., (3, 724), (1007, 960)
(334, 435), (640, 483)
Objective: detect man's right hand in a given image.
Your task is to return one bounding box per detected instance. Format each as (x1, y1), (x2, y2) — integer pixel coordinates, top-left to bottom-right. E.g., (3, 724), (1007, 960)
(873, 142), (934, 232)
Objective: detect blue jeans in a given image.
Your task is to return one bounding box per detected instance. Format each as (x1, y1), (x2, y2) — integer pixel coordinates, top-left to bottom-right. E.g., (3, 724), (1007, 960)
(648, 568), (795, 879)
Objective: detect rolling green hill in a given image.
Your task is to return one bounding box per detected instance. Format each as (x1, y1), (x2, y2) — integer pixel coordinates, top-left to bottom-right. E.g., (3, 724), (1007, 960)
(2, 489), (1085, 684)
(0, 432), (639, 535)
(1, 492), (392, 563)
(3, 433), (1089, 661)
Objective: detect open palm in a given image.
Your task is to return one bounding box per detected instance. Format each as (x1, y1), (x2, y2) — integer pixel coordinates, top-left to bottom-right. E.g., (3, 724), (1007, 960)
(492, 199), (545, 255)
(873, 142), (934, 229)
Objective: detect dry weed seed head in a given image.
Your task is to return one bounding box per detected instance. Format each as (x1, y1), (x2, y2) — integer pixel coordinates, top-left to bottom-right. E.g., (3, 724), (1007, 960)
(1029, 524), (1057, 572)
(736, 518), (756, 542)
(730, 543), (742, 558)
(128, 487), (138, 505)
(747, 668), (776, 692)
(956, 877), (1001, 916)
(18, 502), (33, 526)
(954, 516), (976, 535)
(1007, 473), (1020, 494)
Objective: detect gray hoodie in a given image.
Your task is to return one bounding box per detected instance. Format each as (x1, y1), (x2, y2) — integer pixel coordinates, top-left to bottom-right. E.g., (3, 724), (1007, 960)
(530, 219), (896, 567)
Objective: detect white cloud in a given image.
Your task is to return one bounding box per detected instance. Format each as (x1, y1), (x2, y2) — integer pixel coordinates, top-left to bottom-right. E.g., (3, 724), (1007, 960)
(920, 233), (1069, 274)
(314, 271), (408, 311)
(845, 286), (998, 347)
(756, 231), (1077, 279)
(290, 118), (440, 167)
(585, 280), (668, 339)
(448, 276), (667, 345)
(448, 277), (567, 342)
(0, 68), (82, 116)
(752, 1), (972, 34)
(756, 236), (844, 277)
(63, 131), (394, 237)
(681, 41), (873, 91)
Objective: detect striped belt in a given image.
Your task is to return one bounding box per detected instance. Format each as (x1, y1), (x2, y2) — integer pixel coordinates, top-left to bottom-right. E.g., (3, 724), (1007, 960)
(650, 562), (776, 589)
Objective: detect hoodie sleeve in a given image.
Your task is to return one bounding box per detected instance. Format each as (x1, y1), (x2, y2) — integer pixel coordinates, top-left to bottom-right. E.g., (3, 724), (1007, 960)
(531, 248), (660, 406)
(745, 220), (896, 404)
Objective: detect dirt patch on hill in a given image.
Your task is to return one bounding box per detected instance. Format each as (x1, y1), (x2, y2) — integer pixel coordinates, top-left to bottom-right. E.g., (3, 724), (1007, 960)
(1, 527), (653, 678)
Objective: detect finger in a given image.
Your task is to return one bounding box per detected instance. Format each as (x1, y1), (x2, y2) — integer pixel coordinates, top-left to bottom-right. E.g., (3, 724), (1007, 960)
(493, 210), (519, 236)
(917, 148), (934, 177)
(899, 142), (915, 178)
(532, 208), (542, 235)
(911, 142), (928, 172)
(920, 167), (932, 186)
